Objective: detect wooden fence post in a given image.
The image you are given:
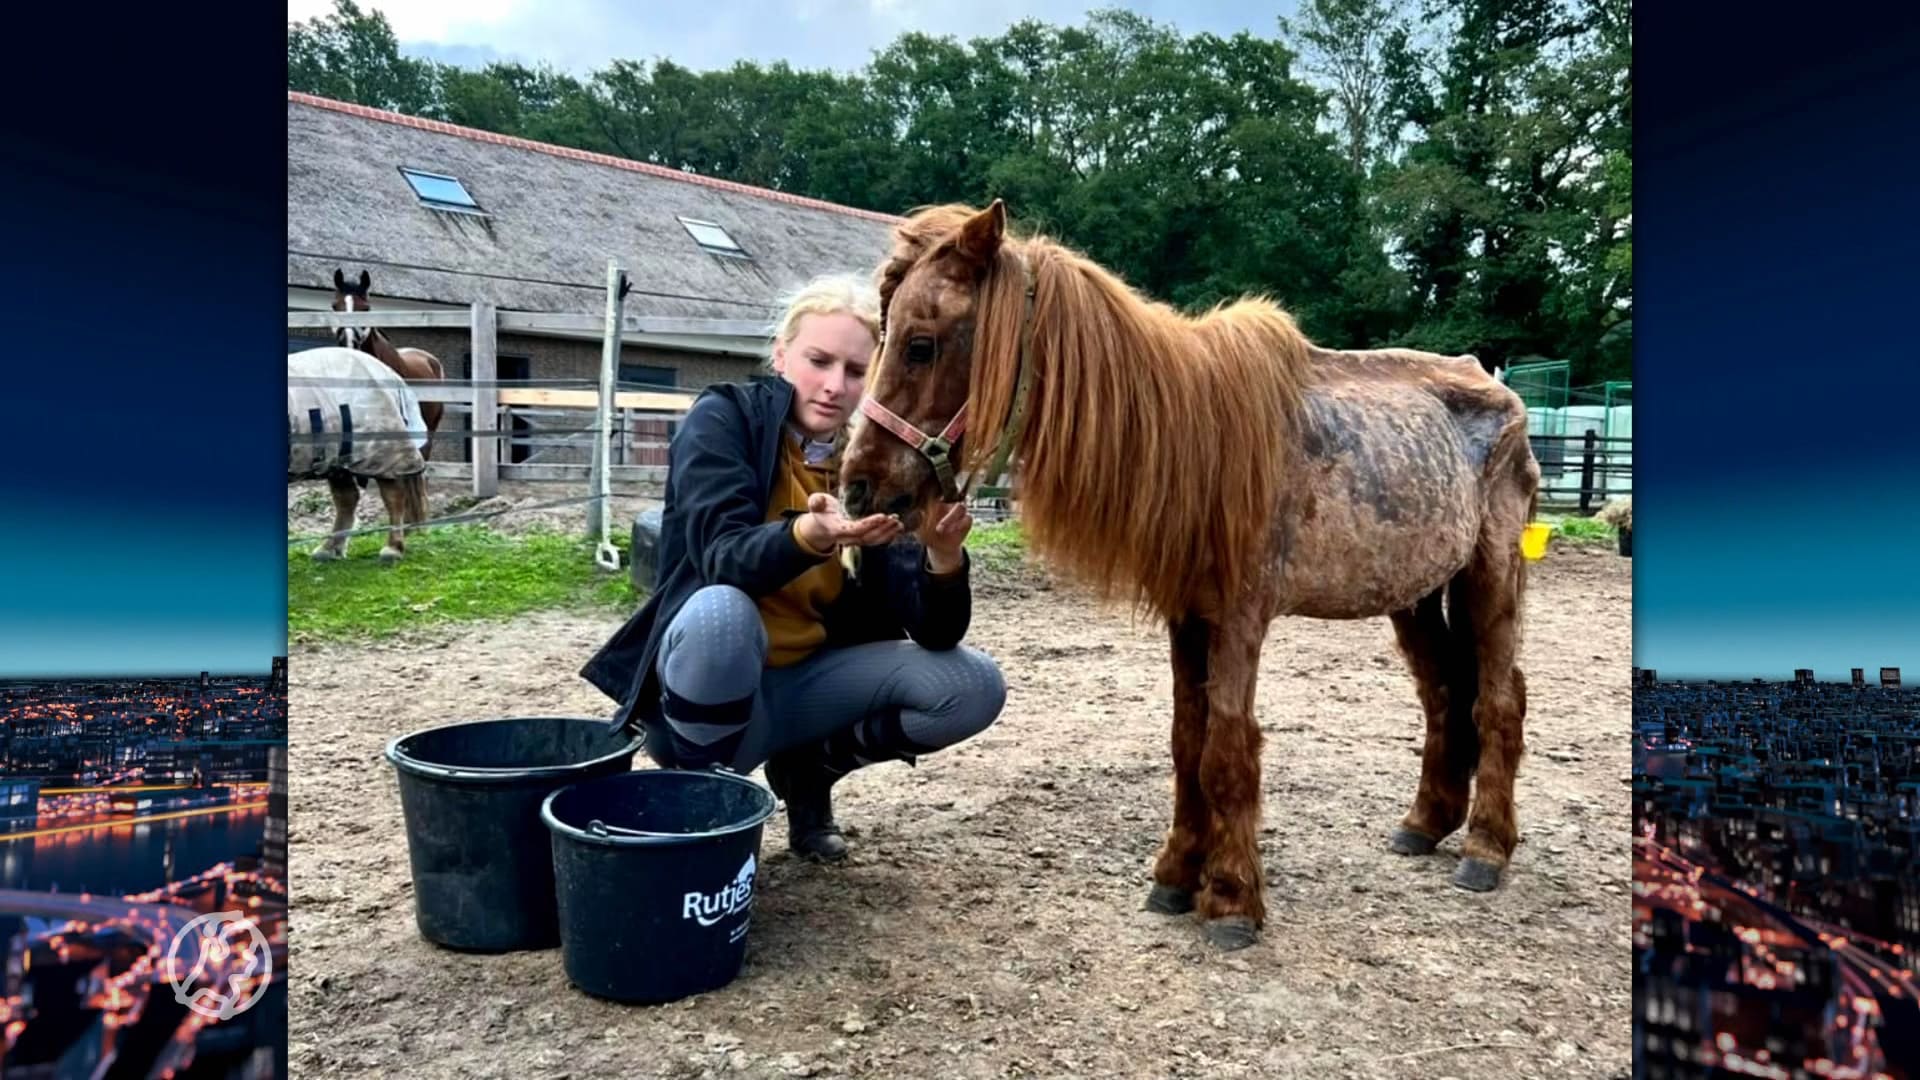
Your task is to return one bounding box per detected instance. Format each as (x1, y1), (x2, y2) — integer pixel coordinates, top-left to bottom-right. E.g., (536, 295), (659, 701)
(471, 300), (498, 499)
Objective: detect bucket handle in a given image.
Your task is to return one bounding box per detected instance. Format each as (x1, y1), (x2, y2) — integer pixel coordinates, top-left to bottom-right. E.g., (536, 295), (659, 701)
(579, 763), (752, 839)
(585, 818), (677, 839)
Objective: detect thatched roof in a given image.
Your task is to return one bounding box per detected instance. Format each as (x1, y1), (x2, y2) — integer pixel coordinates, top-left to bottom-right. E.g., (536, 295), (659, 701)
(287, 93), (902, 325)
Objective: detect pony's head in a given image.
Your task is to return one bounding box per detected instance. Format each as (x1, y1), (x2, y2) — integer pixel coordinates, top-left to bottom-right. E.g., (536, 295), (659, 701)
(839, 200), (1017, 528)
(331, 268), (373, 350)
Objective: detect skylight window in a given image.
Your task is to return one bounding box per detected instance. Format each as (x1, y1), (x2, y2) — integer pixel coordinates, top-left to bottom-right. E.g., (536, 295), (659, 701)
(679, 217), (749, 258)
(400, 167), (482, 212)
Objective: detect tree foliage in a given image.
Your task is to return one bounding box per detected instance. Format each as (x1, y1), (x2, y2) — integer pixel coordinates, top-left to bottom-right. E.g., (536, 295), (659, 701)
(289, 0), (1630, 382)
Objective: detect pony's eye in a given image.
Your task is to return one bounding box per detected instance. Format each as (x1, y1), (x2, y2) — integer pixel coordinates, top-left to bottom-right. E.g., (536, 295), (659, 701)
(906, 336), (936, 364)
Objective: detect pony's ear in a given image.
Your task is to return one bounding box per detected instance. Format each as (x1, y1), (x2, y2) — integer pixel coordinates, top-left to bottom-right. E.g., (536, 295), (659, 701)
(954, 199), (1007, 267)
(358, 270), (371, 291)
(333, 269), (346, 290)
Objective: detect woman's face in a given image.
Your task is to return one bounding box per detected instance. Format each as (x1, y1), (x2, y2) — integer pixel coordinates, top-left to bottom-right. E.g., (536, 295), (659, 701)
(771, 311), (876, 438)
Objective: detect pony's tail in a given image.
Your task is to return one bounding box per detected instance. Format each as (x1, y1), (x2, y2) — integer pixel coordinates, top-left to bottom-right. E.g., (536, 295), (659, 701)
(404, 471), (430, 530)
(1444, 460), (1539, 778)
(1514, 485), (1537, 651)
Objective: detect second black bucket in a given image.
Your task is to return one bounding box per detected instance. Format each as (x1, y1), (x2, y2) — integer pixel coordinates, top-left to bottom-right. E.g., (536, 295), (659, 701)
(543, 768), (776, 1004)
(386, 716), (644, 952)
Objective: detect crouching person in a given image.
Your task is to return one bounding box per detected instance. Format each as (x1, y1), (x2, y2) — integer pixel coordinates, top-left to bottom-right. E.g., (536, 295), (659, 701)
(581, 273), (1007, 860)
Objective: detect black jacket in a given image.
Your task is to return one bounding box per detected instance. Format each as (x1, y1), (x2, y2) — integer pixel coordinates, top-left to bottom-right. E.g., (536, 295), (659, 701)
(580, 377), (973, 737)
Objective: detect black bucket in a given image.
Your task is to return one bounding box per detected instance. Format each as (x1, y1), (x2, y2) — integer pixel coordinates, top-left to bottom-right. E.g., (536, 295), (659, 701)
(542, 768), (776, 1004)
(385, 716), (645, 952)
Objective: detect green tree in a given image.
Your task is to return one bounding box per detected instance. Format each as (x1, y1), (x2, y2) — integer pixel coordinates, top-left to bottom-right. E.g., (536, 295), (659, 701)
(1281, 0), (1408, 173)
(1373, 0), (1629, 380)
(286, 0), (438, 116)
(282, 2), (1625, 370)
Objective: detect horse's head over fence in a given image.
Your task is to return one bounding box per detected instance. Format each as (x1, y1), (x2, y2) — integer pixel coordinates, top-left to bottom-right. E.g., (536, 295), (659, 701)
(839, 200), (1025, 530)
(331, 268), (374, 350)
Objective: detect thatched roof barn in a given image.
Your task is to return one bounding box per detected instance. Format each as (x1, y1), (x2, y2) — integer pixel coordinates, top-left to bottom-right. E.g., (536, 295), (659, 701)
(286, 91), (900, 389)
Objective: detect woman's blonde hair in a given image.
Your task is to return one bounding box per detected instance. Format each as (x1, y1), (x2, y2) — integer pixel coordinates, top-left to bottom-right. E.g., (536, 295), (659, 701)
(765, 272), (882, 371)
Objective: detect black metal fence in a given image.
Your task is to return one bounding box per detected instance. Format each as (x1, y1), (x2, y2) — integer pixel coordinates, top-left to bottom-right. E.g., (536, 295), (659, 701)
(1533, 430), (1631, 513)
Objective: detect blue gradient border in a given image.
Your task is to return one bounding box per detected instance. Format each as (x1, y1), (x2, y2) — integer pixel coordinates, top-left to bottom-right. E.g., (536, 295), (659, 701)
(1, 8), (286, 678)
(1633, 7), (1920, 680)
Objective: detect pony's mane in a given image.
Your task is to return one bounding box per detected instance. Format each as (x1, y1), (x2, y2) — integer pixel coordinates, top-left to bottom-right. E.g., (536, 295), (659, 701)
(890, 208), (1311, 619)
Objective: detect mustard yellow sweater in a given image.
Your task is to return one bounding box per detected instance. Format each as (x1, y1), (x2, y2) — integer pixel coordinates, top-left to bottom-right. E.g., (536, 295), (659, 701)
(758, 434), (844, 667)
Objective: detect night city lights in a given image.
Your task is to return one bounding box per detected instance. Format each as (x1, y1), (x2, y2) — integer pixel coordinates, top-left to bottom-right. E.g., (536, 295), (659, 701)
(0, 662), (287, 1078)
(1636, 674), (1920, 1079)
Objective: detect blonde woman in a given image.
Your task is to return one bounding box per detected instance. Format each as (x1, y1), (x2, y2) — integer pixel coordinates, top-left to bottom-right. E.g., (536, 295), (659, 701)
(582, 273), (1006, 861)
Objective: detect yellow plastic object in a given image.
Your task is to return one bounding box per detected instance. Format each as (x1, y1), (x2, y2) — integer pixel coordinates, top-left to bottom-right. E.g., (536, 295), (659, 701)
(1520, 522), (1553, 560)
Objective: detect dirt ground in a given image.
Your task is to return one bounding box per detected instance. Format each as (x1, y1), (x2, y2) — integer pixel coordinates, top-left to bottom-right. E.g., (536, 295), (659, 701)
(288, 528), (1632, 1080)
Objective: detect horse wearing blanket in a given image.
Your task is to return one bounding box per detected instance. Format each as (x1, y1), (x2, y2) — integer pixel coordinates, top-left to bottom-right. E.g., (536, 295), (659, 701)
(289, 347), (431, 563)
(838, 201), (1542, 952)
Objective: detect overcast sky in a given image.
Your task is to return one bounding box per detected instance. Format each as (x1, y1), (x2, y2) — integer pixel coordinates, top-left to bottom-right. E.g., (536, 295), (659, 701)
(288, 0), (1303, 77)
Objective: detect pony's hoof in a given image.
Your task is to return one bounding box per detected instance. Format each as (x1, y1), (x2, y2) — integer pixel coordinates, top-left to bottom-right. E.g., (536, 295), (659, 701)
(1452, 857), (1504, 893)
(1144, 884), (1195, 915)
(310, 548), (340, 563)
(1203, 916), (1259, 951)
(378, 547), (404, 564)
(1388, 827), (1438, 856)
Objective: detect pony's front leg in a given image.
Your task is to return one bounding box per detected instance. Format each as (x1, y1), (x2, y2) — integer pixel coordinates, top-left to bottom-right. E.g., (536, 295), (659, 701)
(311, 472), (359, 561)
(1147, 615), (1211, 915)
(1195, 606), (1269, 950)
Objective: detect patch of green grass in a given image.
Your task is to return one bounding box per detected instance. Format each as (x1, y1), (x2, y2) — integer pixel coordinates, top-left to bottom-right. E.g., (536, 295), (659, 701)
(1546, 514), (1618, 546)
(289, 524), (639, 644)
(292, 518), (1044, 644)
(966, 519), (1029, 573)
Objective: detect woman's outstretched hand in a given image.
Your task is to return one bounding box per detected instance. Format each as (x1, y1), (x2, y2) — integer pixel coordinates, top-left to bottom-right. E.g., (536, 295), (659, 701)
(798, 492), (904, 553)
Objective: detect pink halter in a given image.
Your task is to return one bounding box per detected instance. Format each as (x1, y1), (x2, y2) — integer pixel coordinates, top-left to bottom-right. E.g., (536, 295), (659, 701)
(858, 396), (968, 502)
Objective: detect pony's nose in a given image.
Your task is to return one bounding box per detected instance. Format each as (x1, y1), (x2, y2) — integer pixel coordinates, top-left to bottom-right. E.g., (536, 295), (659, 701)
(843, 479), (871, 517)
(884, 492), (913, 516)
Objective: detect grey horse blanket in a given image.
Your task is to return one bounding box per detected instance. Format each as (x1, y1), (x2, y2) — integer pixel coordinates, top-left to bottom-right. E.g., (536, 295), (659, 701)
(288, 347), (429, 479)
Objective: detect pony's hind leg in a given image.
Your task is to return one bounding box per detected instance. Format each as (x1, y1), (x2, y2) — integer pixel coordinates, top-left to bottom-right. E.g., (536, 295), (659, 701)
(1452, 536), (1530, 892)
(1147, 615), (1211, 916)
(1194, 604), (1270, 950)
(1388, 587), (1478, 856)
(375, 478), (409, 562)
(311, 472), (359, 561)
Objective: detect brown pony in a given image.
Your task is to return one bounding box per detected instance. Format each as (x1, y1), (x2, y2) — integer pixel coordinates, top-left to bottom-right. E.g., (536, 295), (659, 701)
(839, 201), (1540, 951)
(320, 268), (447, 561)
